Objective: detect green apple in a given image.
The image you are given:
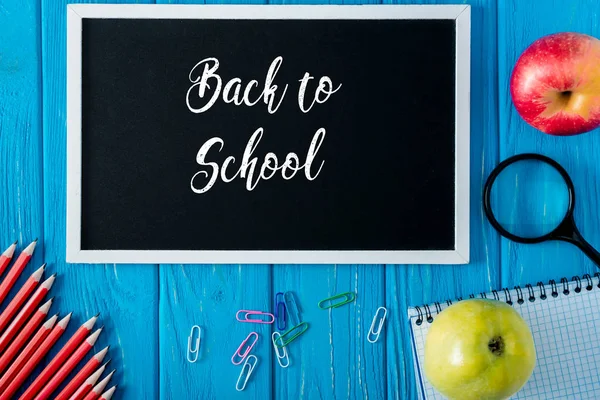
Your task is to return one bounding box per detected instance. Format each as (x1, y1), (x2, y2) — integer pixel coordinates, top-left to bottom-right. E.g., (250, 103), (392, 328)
(424, 299), (536, 400)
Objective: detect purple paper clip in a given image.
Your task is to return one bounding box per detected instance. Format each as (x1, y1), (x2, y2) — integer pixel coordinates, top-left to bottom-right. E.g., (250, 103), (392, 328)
(231, 332), (259, 365)
(236, 310), (275, 324)
(274, 292), (287, 331)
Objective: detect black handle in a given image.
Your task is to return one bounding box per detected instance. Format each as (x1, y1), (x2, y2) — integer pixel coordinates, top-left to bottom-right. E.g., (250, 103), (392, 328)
(554, 218), (600, 268)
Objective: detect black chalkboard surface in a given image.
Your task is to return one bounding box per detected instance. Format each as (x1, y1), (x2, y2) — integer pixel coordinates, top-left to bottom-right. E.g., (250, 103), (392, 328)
(66, 5), (470, 264)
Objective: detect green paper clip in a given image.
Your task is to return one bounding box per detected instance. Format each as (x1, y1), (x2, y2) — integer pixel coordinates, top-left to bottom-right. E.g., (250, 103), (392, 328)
(318, 292), (356, 309)
(274, 322), (309, 348)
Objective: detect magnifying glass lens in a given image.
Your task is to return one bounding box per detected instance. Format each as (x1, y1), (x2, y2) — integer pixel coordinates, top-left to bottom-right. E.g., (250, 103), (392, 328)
(489, 159), (570, 239)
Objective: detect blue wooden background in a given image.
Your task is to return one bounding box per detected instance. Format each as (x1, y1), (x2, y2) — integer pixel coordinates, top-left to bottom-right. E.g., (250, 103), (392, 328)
(1, 0), (599, 398)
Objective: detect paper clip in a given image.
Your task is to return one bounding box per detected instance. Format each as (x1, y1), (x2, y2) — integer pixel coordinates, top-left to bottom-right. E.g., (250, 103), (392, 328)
(271, 332), (290, 368)
(274, 322), (309, 348)
(318, 292), (356, 309)
(235, 355), (258, 391)
(283, 291), (301, 326)
(236, 310), (275, 324)
(274, 292), (287, 331)
(187, 325), (201, 363)
(367, 307), (387, 343)
(231, 332), (259, 365)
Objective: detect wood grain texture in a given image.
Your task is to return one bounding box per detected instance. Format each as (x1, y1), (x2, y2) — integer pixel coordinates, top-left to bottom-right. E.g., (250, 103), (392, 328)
(4, 0), (600, 398)
(498, 0), (600, 289)
(0, 0), (46, 394)
(41, 0), (159, 399)
(0, 0), (44, 265)
(384, 0), (500, 398)
(264, 0), (386, 397)
(155, 0), (272, 398)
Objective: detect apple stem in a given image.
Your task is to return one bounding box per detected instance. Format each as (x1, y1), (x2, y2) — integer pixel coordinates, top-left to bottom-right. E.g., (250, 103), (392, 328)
(488, 336), (505, 356)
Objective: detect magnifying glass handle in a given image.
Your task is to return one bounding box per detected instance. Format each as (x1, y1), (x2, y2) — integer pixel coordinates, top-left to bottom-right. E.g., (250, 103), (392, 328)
(574, 238), (600, 268)
(558, 223), (600, 268)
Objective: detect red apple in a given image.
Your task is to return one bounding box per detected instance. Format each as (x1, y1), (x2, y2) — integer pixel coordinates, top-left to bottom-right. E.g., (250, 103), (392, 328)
(510, 32), (600, 136)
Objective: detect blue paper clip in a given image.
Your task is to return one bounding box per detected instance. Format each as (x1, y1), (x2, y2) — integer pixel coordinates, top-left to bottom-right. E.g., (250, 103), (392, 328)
(274, 292), (287, 331)
(283, 291), (301, 326)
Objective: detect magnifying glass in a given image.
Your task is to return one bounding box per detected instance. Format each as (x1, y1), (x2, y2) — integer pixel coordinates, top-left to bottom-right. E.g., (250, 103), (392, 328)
(483, 153), (600, 268)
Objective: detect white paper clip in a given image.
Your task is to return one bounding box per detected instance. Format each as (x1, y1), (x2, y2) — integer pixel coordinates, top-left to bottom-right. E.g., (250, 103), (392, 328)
(367, 307), (387, 343)
(271, 332), (290, 368)
(236, 355), (258, 391)
(187, 325), (201, 363)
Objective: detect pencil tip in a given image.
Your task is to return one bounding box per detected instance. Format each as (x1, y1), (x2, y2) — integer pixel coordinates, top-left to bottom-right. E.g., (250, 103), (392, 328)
(12, 240), (18, 245)
(84, 314), (99, 329)
(24, 240), (37, 255)
(34, 238), (38, 242)
(2, 242), (17, 258)
(95, 312), (100, 317)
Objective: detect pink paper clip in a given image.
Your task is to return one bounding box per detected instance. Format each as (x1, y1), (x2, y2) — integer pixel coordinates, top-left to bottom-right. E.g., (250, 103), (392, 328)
(231, 332), (259, 365)
(236, 310), (275, 324)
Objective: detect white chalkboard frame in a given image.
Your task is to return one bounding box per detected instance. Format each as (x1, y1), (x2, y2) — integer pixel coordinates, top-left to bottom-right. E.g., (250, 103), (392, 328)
(66, 4), (470, 264)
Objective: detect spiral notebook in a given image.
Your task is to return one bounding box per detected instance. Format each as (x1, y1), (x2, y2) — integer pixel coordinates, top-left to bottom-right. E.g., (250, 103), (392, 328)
(408, 274), (600, 399)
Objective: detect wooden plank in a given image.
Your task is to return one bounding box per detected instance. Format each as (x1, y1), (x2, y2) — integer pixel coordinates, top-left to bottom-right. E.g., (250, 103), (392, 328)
(272, 263), (385, 399)
(498, 1), (600, 288)
(258, 0), (385, 398)
(159, 264), (272, 399)
(384, 0), (500, 398)
(41, 0), (159, 398)
(155, 1), (273, 399)
(0, 0), (44, 270)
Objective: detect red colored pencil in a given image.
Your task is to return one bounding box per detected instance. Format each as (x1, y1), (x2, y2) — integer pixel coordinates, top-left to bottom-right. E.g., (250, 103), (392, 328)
(0, 241), (17, 276)
(0, 264), (45, 333)
(0, 239), (37, 305)
(0, 314), (57, 393)
(32, 329), (104, 400)
(0, 274), (55, 352)
(19, 314), (98, 400)
(0, 299), (53, 375)
(0, 313), (69, 400)
(54, 347), (109, 400)
(99, 386), (116, 400)
(81, 371), (115, 400)
(68, 362), (109, 400)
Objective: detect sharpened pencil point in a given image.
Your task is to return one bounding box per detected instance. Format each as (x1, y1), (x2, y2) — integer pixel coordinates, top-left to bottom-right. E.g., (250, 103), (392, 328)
(101, 385), (116, 400)
(12, 240), (18, 245)
(58, 312), (73, 328)
(41, 274), (56, 289)
(87, 328), (103, 345)
(84, 314), (99, 330)
(2, 242), (17, 258)
(32, 265), (45, 281)
(23, 240), (37, 255)
(96, 346), (110, 361)
(39, 298), (53, 314)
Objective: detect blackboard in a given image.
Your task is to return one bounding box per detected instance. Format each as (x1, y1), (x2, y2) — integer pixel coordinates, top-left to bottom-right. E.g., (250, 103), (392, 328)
(66, 4), (470, 264)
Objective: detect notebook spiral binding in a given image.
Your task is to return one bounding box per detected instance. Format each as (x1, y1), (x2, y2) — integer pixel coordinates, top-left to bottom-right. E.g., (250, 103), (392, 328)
(413, 272), (600, 326)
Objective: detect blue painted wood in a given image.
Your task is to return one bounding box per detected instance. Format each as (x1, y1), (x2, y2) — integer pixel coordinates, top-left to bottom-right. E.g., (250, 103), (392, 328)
(497, 1), (600, 290)
(384, 0), (500, 399)
(1, 0), (599, 398)
(0, 0), (47, 395)
(0, 0), (45, 269)
(40, 0), (160, 399)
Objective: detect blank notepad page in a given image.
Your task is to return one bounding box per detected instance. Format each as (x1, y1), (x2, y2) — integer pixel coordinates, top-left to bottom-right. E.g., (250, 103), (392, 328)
(408, 278), (600, 400)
